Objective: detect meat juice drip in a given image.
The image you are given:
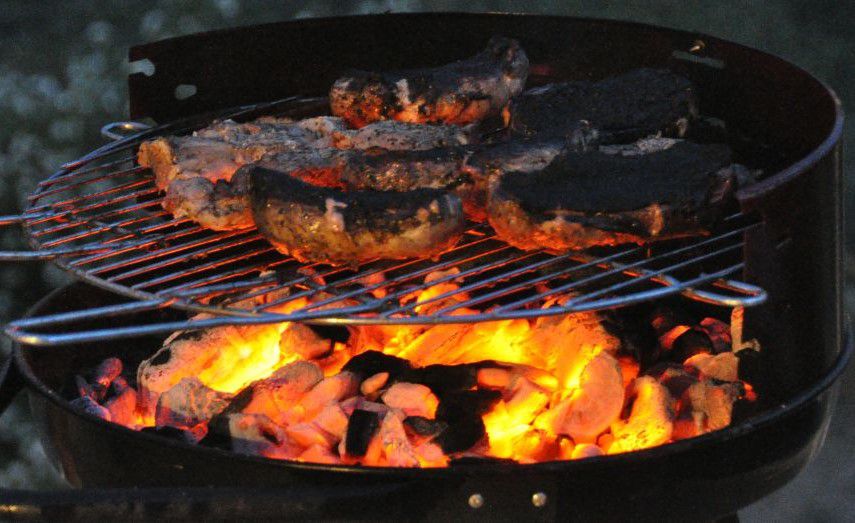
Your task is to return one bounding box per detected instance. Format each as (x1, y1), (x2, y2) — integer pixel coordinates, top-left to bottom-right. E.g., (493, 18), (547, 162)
(73, 274), (759, 467)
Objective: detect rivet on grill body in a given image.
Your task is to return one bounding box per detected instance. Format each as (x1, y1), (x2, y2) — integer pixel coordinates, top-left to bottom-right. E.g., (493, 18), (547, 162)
(468, 494), (484, 509)
(532, 492), (548, 508)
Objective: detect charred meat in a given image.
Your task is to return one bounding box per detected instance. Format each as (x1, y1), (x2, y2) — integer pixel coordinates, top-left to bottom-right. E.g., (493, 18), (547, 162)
(330, 36), (529, 127)
(487, 140), (745, 252)
(508, 69), (697, 142)
(249, 166), (466, 265)
(138, 117), (471, 230)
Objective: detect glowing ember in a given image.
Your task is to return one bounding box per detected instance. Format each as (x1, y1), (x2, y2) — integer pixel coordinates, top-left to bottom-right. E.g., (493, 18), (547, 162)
(75, 275), (759, 467)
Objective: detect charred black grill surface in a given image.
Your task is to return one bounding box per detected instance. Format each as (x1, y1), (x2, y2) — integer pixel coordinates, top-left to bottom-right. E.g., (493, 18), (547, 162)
(509, 68), (697, 142)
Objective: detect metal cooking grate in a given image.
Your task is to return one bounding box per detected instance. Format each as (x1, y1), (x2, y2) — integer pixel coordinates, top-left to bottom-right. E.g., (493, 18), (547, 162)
(2, 97), (766, 346)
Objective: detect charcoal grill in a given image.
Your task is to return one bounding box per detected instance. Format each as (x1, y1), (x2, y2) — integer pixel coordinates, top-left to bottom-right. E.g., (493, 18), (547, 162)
(0, 93), (765, 345)
(0, 12), (848, 522)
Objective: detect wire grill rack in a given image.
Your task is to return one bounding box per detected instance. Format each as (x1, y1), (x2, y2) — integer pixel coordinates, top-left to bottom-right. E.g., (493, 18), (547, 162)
(1, 97), (766, 346)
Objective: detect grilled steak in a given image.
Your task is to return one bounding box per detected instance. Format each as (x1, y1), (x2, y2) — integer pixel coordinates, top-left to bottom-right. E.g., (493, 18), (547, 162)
(508, 69), (697, 142)
(331, 120), (472, 150)
(138, 117), (471, 231)
(249, 166), (466, 265)
(138, 117), (344, 190)
(487, 140), (745, 252)
(330, 36), (529, 127)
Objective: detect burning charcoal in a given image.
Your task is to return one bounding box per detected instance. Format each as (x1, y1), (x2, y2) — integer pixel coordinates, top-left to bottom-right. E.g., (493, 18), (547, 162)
(535, 352), (623, 443)
(104, 385), (138, 427)
(74, 374), (96, 401)
(93, 357), (123, 388)
(476, 367), (512, 389)
(413, 441), (448, 467)
(430, 389), (499, 454)
(340, 397), (389, 417)
(399, 363), (481, 396)
(108, 375), (132, 397)
(268, 361), (325, 395)
(298, 444), (341, 465)
(307, 324), (351, 345)
(301, 372), (360, 419)
(436, 389), (502, 423)
(669, 329), (714, 362)
(279, 323), (334, 360)
(403, 416), (449, 438)
(684, 352), (739, 382)
(228, 413), (302, 460)
(379, 410), (419, 467)
(672, 410), (705, 440)
(341, 350), (412, 380)
(557, 437), (575, 460)
(69, 396), (111, 421)
(432, 416), (487, 454)
(616, 355), (641, 389)
(285, 422), (336, 449)
(570, 443), (604, 460)
(648, 365), (699, 399)
(381, 382), (439, 419)
(242, 361), (324, 424)
(344, 409), (381, 457)
(155, 377), (232, 430)
(138, 321), (287, 416)
(649, 307), (693, 340)
(360, 372), (389, 398)
(506, 378), (550, 421)
(312, 403), (350, 442)
(597, 433), (614, 453)
(140, 426), (198, 445)
(610, 376), (675, 453)
(684, 381), (742, 431)
(698, 318), (732, 353)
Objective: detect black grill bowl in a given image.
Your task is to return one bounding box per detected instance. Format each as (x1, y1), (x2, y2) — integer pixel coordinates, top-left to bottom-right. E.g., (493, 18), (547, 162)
(0, 13), (848, 522)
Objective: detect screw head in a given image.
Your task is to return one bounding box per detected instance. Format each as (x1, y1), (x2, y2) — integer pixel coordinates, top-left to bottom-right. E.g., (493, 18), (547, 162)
(468, 493), (484, 509)
(532, 492), (548, 508)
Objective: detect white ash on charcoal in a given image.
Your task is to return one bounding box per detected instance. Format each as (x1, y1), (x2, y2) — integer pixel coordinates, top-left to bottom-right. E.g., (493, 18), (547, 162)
(610, 376), (675, 453)
(154, 377), (233, 437)
(240, 361), (324, 425)
(381, 383), (439, 419)
(225, 413), (304, 460)
(104, 376), (138, 427)
(81, 298), (761, 467)
(68, 396), (112, 421)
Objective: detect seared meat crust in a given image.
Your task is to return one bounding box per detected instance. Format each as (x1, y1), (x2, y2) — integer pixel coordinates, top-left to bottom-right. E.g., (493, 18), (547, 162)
(487, 141), (741, 252)
(249, 166), (466, 265)
(509, 69), (697, 142)
(138, 117), (470, 231)
(330, 37), (529, 127)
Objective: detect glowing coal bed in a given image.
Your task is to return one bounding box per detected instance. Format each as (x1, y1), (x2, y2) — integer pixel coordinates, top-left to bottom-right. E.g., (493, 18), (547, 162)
(70, 273), (760, 468)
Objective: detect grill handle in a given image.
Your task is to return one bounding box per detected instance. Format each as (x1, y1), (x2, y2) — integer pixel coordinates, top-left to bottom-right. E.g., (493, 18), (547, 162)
(100, 121), (153, 141)
(0, 121), (151, 262)
(0, 215), (149, 262)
